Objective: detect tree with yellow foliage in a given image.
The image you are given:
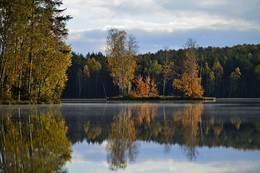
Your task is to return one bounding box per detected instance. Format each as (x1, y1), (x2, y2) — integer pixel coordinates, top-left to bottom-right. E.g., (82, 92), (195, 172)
(173, 39), (204, 97)
(106, 29), (137, 96)
(229, 67), (241, 97)
(0, 0), (72, 102)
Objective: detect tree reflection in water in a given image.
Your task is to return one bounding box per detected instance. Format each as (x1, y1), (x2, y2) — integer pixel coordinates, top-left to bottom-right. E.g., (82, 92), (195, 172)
(172, 104), (204, 160)
(0, 106), (72, 173)
(106, 103), (205, 169)
(1, 103), (259, 171)
(64, 102), (260, 171)
(106, 106), (138, 171)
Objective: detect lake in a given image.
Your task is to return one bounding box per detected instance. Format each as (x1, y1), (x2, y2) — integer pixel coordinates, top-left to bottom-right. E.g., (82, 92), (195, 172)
(1, 99), (260, 173)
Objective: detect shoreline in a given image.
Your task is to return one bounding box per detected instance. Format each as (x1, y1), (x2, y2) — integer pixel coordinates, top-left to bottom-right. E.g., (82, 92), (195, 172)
(107, 96), (216, 101)
(2, 97), (260, 105)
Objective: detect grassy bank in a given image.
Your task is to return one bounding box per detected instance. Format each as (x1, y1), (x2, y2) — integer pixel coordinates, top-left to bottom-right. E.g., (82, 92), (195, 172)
(108, 95), (216, 101)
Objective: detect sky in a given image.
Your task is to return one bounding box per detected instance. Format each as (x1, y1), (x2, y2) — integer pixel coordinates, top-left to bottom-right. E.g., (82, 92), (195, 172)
(61, 0), (260, 54)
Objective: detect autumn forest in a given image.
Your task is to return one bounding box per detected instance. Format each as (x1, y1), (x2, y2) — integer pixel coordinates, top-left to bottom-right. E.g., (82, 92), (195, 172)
(63, 42), (260, 99)
(1, 1), (260, 103)
(1, 1), (260, 172)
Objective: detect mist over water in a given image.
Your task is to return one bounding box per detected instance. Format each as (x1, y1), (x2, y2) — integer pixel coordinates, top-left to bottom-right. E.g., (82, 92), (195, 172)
(1, 99), (260, 172)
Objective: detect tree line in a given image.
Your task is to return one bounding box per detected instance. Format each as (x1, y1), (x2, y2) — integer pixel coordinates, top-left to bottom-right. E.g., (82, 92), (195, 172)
(62, 29), (260, 98)
(0, 0), (72, 103)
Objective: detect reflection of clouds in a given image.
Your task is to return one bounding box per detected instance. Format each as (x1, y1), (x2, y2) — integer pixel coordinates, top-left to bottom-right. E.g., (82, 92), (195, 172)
(71, 141), (107, 163)
(66, 161), (109, 173)
(127, 160), (260, 173)
(68, 140), (260, 173)
(68, 156), (260, 173)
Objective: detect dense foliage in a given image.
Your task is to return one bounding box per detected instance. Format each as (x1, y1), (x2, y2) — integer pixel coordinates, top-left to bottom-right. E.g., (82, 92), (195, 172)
(0, 0), (72, 103)
(62, 44), (260, 98)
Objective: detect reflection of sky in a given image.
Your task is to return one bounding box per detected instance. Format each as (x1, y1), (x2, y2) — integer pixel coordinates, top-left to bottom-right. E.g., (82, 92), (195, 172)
(66, 140), (260, 173)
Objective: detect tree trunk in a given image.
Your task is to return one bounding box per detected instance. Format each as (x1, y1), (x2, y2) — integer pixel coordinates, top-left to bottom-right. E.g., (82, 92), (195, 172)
(103, 83), (107, 98)
(18, 72), (22, 101)
(163, 78), (166, 96)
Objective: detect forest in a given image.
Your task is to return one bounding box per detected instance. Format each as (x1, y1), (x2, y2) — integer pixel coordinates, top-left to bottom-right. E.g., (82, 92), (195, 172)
(1, 1), (260, 102)
(62, 41), (260, 98)
(0, 0), (72, 103)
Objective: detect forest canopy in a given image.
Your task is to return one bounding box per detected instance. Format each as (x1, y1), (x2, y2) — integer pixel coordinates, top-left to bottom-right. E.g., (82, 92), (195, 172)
(62, 35), (260, 98)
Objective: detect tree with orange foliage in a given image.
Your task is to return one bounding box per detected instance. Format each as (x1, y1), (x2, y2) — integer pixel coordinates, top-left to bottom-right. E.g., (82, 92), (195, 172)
(172, 104), (204, 160)
(134, 75), (149, 97)
(134, 75), (158, 97)
(173, 39), (204, 97)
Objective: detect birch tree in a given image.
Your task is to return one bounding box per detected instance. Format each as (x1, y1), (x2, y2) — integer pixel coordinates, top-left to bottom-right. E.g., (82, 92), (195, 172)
(106, 28), (137, 96)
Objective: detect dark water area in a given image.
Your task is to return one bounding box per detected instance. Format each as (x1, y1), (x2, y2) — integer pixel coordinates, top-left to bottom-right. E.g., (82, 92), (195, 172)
(1, 99), (260, 173)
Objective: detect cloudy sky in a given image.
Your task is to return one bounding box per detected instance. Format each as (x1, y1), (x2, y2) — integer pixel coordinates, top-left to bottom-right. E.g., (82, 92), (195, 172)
(62, 0), (260, 54)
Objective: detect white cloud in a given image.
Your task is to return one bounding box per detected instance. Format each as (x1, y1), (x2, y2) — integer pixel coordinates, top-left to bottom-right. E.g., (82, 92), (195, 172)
(62, 0), (260, 53)
(196, 0), (229, 7)
(67, 28), (260, 54)
(62, 0), (260, 32)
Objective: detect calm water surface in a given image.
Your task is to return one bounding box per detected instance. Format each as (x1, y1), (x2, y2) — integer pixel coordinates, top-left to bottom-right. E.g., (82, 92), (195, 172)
(1, 99), (260, 173)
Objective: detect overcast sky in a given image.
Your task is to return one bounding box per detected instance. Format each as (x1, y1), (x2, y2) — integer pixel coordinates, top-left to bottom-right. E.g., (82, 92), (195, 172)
(62, 0), (260, 54)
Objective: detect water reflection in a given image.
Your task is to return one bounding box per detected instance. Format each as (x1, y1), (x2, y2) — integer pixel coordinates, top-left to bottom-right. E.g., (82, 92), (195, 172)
(0, 106), (72, 173)
(172, 104), (204, 160)
(93, 104), (205, 169)
(107, 107), (137, 171)
(62, 102), (260, 171)
(1, 102), (260, 172)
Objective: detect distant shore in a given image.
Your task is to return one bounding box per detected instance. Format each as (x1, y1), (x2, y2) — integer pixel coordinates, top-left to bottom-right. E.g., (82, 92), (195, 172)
(2, 97), (260, 105)
(107, 96), (216, 101)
